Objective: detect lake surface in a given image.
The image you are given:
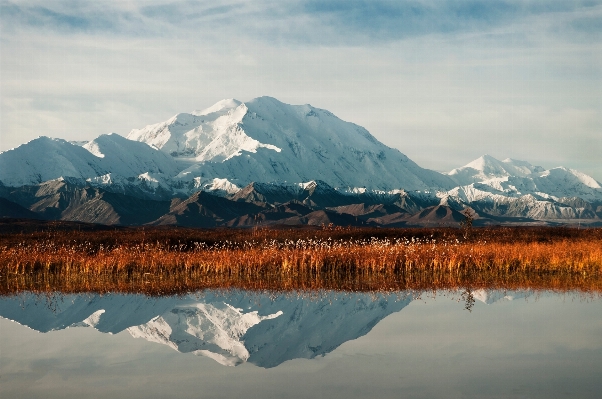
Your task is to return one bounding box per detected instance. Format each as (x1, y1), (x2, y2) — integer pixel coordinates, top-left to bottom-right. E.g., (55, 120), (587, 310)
(1, 289), (601, 398)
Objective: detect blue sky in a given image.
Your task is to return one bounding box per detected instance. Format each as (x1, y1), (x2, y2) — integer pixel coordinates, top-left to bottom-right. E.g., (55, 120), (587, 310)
(1, 0), (601, 179)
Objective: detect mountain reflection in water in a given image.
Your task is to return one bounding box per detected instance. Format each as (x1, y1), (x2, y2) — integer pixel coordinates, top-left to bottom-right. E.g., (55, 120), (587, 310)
(2, 289), (601, 399)
(0, 290), (421, 367)
(0, 289), (538, 367)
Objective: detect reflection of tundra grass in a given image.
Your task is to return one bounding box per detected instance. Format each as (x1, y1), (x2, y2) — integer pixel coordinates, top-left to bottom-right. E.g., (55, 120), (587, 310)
(1, 227), (601, 295)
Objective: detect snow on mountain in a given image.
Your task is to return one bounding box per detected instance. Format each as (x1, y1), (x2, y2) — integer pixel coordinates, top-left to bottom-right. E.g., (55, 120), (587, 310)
(440, 184), (599, 220)
(446, 155), (602, 200)
(127, 302), (282, 366)
(241, 292), (412, 368)
(128, 96), (455, 191)
(531, 167), (602, 200)
(128, 99), (244, 158)
(83, 133), (181, 177)
(439, 155), (602, 219)
(0, 134), (182, 199)
(68, 140), (89, 146)
(0, 137), (109, 187)
(447, 155), (545, 186)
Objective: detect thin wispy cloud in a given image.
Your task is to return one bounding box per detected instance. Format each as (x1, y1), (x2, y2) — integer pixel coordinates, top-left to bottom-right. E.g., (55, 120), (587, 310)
(3, 1), (600, 42)
(2, 2), (123, 32)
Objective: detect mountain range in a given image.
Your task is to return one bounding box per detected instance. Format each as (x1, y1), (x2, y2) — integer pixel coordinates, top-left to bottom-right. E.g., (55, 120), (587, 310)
(1, 96), (601, 226)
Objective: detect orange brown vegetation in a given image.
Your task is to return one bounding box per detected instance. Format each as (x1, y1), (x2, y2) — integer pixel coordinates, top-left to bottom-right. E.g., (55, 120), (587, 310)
(1, 226), (601, 295)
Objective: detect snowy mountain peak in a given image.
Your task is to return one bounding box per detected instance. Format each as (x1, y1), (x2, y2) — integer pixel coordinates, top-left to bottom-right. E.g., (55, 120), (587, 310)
(447, 155), (545, 186)
(501, 158), (545, 175)
(128, 99), (281, 162)
(440, 155), (602, 212)
(299, 180), (337, 195)
(192, 98), (242, 116)
(0, 136), (108, 187)
(2, 97), (600, 221)
(83, 133), (180, 177)
(0, 133), (181, 189)
(470, 154), (541, 176)
(127, 302), (283, 366)
(129, 97), (454, 191)
(84, 133), (135, 158)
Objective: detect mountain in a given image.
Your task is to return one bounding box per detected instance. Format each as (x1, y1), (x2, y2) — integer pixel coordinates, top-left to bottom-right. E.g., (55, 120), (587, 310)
(0, 134), (181, 200)
(128, 96), (455, 192)
(447, 155), (545, 186)
(0, 137), (109, 187)
(226, 200), (314, 227)
(445, 155), (602, 201)
(2, 176), (599, 227)
(231, 182), (302, 204)
(439, 155), (602, 220)
(0, 179), (440, 227)
(407, 205), (465, 224)
(231, 180), (361, 208)
(82, 133), (181, 180)
(1, 290), (536, 367)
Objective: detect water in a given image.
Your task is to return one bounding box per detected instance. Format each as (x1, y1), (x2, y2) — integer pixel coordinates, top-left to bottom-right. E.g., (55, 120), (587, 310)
(1, 289), (601, 398)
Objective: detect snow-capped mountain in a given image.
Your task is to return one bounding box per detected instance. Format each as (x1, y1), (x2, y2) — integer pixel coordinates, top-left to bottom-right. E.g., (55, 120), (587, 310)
(0, 134), (180, 191)
(1, 98), (601, 224)
(445, 154), (602, 200)
(0, 291), (412, 368)
(128, 96), (455, 192)
(127, 300), (283, 366)
(437, 155), (602, 220)
(447, 155), (545, 186)
(83, 133), (180, 179)
(0, 136), (109, 187)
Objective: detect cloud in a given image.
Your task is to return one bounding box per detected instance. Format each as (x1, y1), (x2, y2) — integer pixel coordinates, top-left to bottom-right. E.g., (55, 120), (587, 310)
(3, 1), (601, 44)
(299, 0), (518, 40)
(296, 0), (602, 45)
(1, 0), (601, 180)
(139, 2), (243, 23)
(0, 1), (151, 36)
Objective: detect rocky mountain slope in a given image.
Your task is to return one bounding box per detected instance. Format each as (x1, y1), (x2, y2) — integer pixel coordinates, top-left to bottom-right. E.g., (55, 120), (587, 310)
(0, 179), (465, 227)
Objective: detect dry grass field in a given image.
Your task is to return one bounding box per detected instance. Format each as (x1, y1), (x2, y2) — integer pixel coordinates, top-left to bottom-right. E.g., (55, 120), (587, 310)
(1, 225), (601, 295)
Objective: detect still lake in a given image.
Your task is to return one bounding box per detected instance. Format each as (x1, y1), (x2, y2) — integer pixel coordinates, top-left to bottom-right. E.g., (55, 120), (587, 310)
(1, 289), (601, 399)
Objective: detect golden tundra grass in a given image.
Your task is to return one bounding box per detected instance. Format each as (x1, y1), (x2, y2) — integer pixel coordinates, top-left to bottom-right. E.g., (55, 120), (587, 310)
(1, 226), (601, 295)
